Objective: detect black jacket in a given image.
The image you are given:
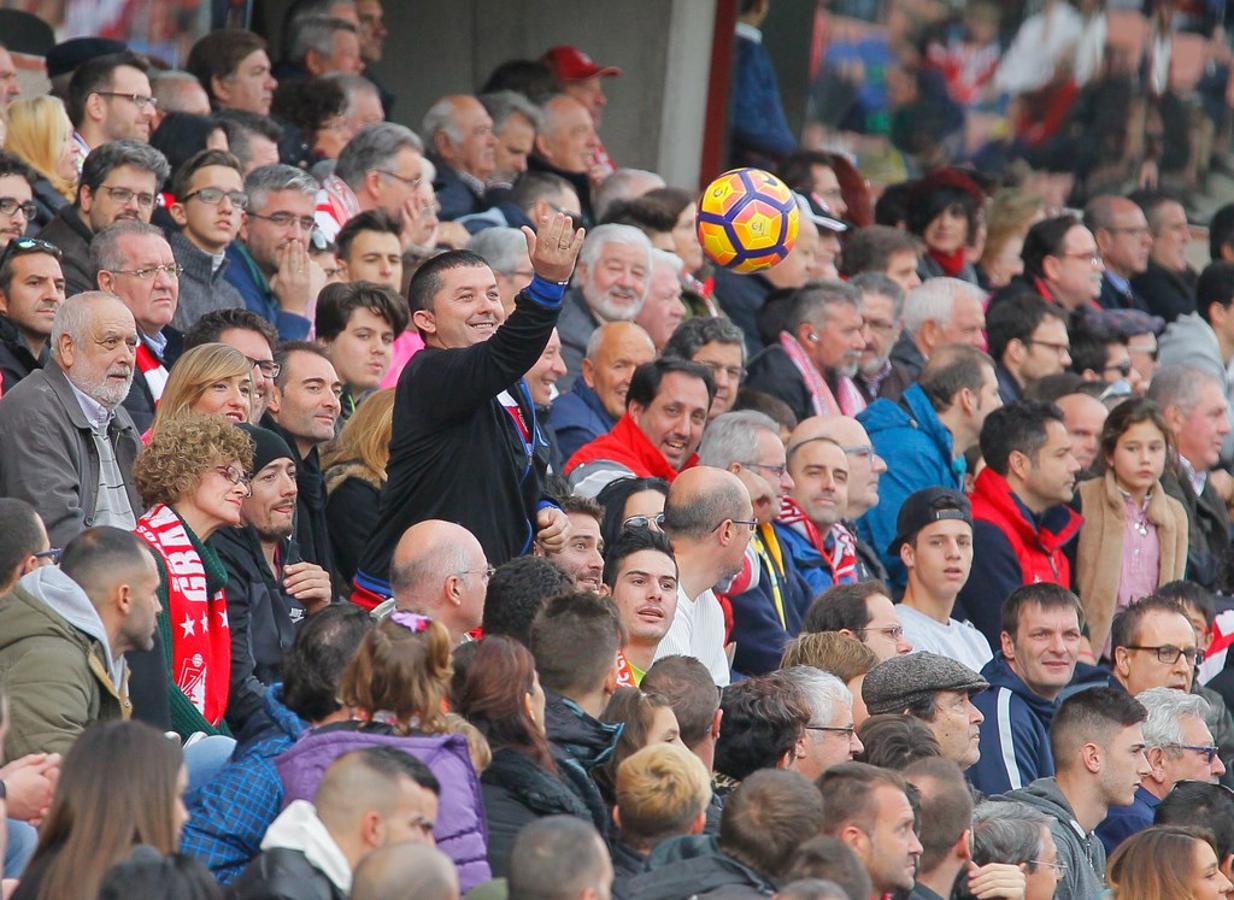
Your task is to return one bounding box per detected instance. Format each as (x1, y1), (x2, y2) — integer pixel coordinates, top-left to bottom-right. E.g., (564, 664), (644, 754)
(37, 205), (94, 297)
(431, 155), (486, 221)
(323, 470), (381, 590)
(745, 343), (813, 424)
(229, 847), (344, 900)
(711, 268), (774, 357)
(481, 747), (596, 879)
(261, 416), (339, 593)
(209, 525), (305, 741)
(1097, 272), (1149, 312)
(617, 835), (776, 900)
(542, 689), (619, 835)
(1160, 460), (1233, 593)
(526, 154), (594, 227)
(0, 314), (42, 394)
(1131, 260), (1197, 324)
(356, 278), (563, 593)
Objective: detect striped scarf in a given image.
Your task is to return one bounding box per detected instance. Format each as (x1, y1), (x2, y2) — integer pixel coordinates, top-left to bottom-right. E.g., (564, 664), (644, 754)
(777, 496), (858, 584)
(777, 331), (866, 417)
(136, 341), (169, 403)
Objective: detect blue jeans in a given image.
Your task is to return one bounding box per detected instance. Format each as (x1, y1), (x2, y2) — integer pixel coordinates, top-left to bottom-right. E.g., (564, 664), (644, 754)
(4, 819), (36, 878)
(183, 735), (237, 792)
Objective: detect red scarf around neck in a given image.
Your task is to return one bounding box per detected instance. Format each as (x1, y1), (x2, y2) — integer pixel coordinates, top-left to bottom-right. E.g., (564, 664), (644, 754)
(136, 504), (231, 726)
(928, 246), (969, 277)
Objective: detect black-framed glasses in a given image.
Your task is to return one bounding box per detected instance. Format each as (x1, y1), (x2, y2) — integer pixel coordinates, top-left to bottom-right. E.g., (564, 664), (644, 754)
(1124, 644), (1203, 665)
(33, 547), (63, 564)
(214, 464), (251, 488)
(623, 513), (665, 530)
(1028, 339), (1071, 357)
(743, 461), (787, 479)
(697, 360), (746, 382)
(0, 197), (37, 219)
(249, 211), (316, 231)
(713, 517), (758, 532)
(245, 356), (281, 379)
(1104, 360), (1132, 378)
(0, 237), (62, 269)
(108, 263), (183, 280)
(182, 187), (249, 210)
(1168, 743), (1221, 763)
(377, 169), (423, 189)
(95, 90), (157, 111)
(546, 202), (579, 231)
(99, 185), (156, 209)
(805, 724), (856, 737)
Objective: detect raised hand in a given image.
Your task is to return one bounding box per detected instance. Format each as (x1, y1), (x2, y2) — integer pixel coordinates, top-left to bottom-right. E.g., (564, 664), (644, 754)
(521, 212), (585, 284)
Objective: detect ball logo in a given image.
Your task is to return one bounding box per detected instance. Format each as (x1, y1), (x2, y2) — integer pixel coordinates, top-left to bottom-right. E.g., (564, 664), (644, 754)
(696, 167), (799, 275)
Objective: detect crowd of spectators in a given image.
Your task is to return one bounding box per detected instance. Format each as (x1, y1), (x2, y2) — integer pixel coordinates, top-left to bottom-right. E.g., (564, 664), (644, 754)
(2, 0), (1234, 898)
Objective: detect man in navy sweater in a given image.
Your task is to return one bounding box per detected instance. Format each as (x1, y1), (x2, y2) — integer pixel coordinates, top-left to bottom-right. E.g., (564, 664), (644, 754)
(354, 214), (578, 605)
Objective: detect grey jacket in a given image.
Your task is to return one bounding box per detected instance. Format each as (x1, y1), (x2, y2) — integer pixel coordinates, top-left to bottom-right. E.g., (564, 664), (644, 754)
(0, 362), (142, 546)
(556, 288), (601, 392)
(169, 230), (246, 332)
(1157, 311), (1234, 462)
(993, 778), (1106, 900)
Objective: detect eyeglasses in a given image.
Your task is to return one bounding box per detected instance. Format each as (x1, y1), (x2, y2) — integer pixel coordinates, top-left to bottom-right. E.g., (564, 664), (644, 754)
(108, 263), (184, 280)
(0, 197), (37, 219)
(805, 724), (856, 737)
(860, 624), (905, 641)
(457, 566), (496, 582)
(713, 517), (758, 532)
(249, 211), (317, 232)
(182, 187), (249, 210)
(697, 360), (746, 382)
(377, 169), (423, 189)
(1028, 338), (1071, 357)
(743, 461), (787, 479)
(1124, 644), (1203, 665)
(1105, 225), (1151, 237)
(0, 236), (62, 269)
(623, 513), (665, 530)
(95, 90), (157, 111)
(1030, 859), (1068, 876)
(214, 464), (251, 488)
(547, 203), (579, 231)
(841, 444), (876, 460)
(1057, 250), (1103, 266)
(1167, 743), (1222, 763)
(99, 186), (156, 210)
(33, 547), (63, 564)
(1104, 360), (1133, 378)
(245, 356), (281, 379)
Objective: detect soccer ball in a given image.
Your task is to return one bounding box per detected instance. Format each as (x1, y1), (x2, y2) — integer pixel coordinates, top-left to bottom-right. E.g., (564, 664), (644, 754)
(696, 168), (800, 274)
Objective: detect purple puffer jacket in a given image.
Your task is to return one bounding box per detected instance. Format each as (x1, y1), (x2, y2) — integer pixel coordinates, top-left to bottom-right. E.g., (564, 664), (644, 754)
(275, 729), (491, 891)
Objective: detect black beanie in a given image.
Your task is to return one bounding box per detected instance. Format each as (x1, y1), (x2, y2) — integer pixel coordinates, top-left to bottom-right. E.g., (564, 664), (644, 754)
(236, 424), (296, 475)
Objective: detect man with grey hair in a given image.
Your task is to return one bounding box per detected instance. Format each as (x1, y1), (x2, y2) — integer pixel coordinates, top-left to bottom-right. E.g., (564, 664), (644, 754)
(528, 94), (599, 225)
(480, 90), (541, 187)
(225, 163), (322, 340)
(387, 519), (490, 645)
(881, 277), (988, 400)
(970, 801), (1062, 900)
(850, 272), (904, 403)
(592, 168), (667, 223)
(745, 280), (868, 422)
(150, 70), (211, 126)
(780, 667), (862, 779)
(698, 409), (812, 676)
(557, 222), (653, 388)
(328, 73), (385, 137)
(315, 122), (425, 246)
(423, 95), (497, 221)
(0, 292), (142, 544)
(92, 221), (182, 432)
(467, 227), (533, 315)
(655, 466), (758, 686)
(634, 249), (686, 351)
(40, 140), (171, 297)
(214, 110), (284, 176)
(285, 15), (363, 79)
(1096, 688), (1222, 854)
(1150, 365), (1234, 592)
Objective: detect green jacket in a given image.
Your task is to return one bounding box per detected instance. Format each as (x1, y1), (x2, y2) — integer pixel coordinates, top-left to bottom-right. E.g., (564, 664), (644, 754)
(0, 579), (130, 759)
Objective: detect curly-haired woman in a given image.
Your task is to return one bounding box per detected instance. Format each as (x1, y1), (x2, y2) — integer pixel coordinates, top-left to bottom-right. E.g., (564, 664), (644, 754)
(131, 413), (253, 739)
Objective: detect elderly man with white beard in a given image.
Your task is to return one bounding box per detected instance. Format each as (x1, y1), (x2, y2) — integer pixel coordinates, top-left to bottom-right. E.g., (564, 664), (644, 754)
(0, 292), (143, 545)
(556, 223), (652, 389)
(745, 280), (869, 421)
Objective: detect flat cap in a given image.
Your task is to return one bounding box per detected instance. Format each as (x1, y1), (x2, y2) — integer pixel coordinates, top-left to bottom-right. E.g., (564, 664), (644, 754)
(862, 651), (988, 716)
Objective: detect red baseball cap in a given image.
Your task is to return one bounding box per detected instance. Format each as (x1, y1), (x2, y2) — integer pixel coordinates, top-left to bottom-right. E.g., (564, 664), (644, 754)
(542, 46), (622, 82)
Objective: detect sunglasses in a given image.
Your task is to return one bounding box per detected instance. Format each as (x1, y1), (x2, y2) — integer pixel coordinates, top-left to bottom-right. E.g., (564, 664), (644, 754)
(0, 236), (62, 271)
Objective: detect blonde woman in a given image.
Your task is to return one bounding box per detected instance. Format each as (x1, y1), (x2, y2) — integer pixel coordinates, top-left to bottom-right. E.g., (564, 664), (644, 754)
(976, 189), (1045, 290)
(4, 96), (77, 229)
(148, 343), (254, 440)
(322, 387), (394, 585)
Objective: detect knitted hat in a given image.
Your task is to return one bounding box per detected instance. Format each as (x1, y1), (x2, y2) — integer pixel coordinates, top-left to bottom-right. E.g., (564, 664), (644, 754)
(236, 424), (295, 475)
(862, 652), (989, 716)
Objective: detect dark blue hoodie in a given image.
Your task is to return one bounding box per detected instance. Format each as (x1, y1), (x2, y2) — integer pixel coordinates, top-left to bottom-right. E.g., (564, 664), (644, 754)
(968, 652), (1058, 796)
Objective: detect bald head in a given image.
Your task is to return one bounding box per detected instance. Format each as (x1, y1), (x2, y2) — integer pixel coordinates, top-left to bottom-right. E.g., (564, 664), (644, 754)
(390, 520), (488, 640)
(1055, 392), (1108, 471)
(583, 321), (657, 419)
(52, 292), (138, 409)
(665, 466), (753, 542)
(789, 416), (885, 516)
(1085, 195), (1152, 278)
(537, 94), (596, 175)
(351, 843), (459, 900)
(423, 94), (495, 181)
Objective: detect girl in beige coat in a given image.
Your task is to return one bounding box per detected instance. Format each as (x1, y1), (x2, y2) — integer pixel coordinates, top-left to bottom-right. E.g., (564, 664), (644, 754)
(1076, 398), (1188, 657)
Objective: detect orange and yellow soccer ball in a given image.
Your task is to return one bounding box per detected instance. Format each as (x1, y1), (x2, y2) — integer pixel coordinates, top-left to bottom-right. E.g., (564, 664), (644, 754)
(696, 167), (800, 274)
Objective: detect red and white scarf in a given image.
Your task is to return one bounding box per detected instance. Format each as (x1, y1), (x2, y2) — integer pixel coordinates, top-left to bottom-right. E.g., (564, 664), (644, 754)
(777, 496), (858, 584)
(135, 504), (231, 725)
(136, 342), (169, 403)
(777, 332), (866, 417)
